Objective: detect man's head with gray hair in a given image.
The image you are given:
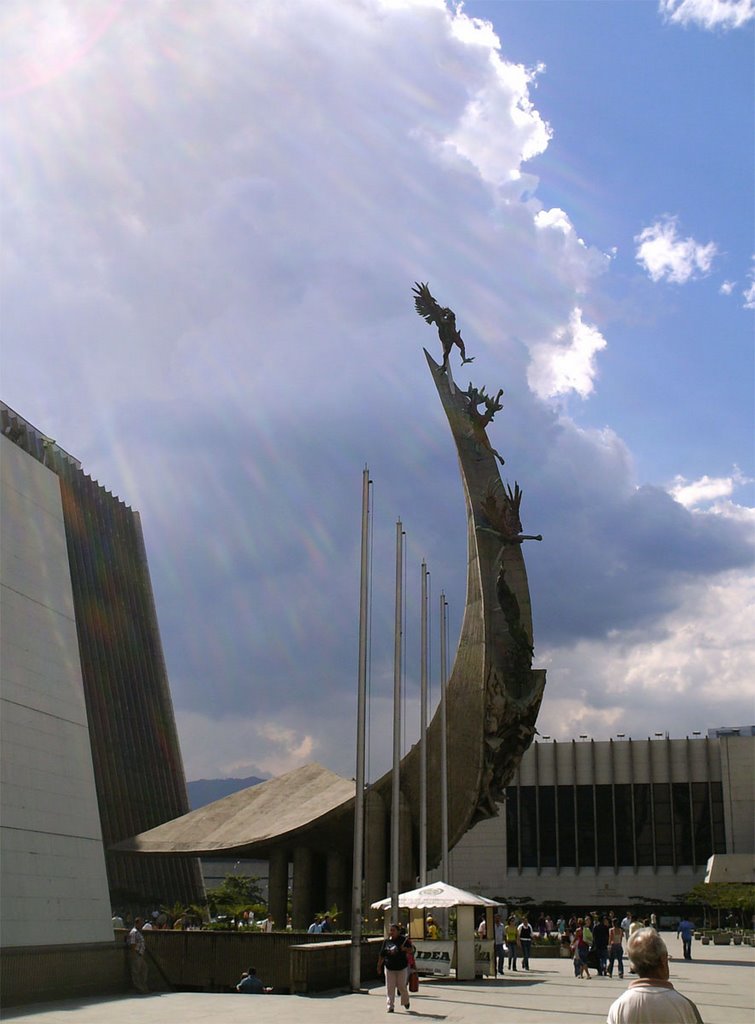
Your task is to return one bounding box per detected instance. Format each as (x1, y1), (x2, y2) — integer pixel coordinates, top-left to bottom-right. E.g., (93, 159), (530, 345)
(627, 927), (670, 979)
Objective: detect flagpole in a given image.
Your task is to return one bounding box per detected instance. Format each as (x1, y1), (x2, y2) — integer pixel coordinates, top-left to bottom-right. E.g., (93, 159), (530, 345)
(419, 561), (428, 886)
(391, 519), (404, 923)
(440, 592), (449, 884)
(350, 467), (370, 990)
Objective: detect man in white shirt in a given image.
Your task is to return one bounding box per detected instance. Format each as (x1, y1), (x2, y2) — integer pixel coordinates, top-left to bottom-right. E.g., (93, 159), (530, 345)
(127, 917), (149, 994)
(607, 928), (702, 1024)
(493, 913), (505, 975)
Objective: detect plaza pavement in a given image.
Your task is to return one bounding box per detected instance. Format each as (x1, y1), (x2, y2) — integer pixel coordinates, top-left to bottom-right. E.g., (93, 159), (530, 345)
(3, 941), (752, 1024)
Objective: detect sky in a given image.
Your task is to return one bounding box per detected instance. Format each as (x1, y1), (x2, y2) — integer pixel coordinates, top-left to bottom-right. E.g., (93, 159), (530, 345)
(2, 0), (753, 787)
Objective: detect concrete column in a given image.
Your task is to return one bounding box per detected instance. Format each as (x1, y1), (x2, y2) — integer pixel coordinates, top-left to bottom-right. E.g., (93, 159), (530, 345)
(364, 789), (387, 923)
(325, 849), (346, 921)
(456, 904), (475, 980)
(292, 846), (315, 930)
(268, 847), (289, 930)
(399, 789), (414, 894)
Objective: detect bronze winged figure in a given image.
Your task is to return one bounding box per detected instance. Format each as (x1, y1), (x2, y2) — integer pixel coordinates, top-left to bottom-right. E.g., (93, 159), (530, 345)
(413, 281), (474, 372)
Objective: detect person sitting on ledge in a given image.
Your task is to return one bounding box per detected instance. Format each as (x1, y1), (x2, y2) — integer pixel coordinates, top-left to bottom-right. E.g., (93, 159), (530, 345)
(607, 928), (702, 1023)
(236, 966), (271, 994)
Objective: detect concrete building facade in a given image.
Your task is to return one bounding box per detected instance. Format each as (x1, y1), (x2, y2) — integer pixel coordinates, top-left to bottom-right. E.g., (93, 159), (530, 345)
(1, 404), (204, 1000)
(442, 732), (754, 910)
(1, 432), (113, 948)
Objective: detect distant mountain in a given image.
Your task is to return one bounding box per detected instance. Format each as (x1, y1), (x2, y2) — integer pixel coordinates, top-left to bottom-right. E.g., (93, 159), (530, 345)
(187, 776), (266, 810)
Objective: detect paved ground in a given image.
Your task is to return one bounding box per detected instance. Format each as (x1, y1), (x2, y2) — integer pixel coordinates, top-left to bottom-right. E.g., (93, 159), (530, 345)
(4, 942), (752, 1023)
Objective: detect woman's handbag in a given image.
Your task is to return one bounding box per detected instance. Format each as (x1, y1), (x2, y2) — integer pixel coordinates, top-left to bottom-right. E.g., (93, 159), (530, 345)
(406, 949), (419, 992)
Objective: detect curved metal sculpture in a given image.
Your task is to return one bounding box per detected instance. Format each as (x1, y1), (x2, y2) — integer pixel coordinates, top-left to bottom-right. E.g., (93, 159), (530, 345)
(371, 288), (546, 869)
(116, 286), (547, 918)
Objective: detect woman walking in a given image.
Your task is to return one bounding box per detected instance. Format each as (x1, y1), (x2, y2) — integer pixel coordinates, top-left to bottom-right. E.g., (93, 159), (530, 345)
(517, 916), (533, 970)
(572, 917), (591, 979)
(377, 923), (414, 1013)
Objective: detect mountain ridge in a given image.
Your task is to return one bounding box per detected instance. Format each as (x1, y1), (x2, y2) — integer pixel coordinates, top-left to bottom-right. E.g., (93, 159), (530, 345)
(187, 775), (266, 810)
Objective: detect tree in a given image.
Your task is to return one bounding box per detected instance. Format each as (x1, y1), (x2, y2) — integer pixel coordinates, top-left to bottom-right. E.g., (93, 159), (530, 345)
(684, 882), (755, 928)
(206, 872), (265, 922)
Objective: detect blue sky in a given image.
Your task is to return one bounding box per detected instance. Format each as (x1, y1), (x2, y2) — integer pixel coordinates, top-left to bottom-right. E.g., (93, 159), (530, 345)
(1, 0), (753, 784)
(466, 0), (754, 486)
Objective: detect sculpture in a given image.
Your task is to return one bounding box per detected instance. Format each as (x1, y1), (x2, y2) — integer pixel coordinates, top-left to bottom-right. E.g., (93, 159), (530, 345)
(403, 280), (546, 841)
(479, 480), (543, 546)
(416, 344), (546, 831)
(110, 287), (549, 920)
(465, 384), (506, 465)
(413, 281), (474, 371)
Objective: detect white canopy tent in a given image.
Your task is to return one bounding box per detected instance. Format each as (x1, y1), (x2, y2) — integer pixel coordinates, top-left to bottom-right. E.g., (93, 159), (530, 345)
(371, 881), (499, 910)
(371, 882), (500, 980)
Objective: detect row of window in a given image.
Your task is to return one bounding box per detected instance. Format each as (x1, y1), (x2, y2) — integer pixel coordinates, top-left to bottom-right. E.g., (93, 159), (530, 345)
(505, 782), (726, 870)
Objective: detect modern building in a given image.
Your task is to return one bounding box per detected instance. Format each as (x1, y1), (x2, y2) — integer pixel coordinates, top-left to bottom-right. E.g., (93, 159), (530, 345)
(1, 403), (203, 998)
(442, 731), (754, 911)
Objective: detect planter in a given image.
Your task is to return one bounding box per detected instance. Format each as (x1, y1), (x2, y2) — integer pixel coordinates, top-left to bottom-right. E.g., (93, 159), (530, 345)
(732, 935), (743, 945)
(712, 933), (732, 946)
(701, 937), (710, 945)
(559, 945), (572, 958)
(531, 946), (560, 958)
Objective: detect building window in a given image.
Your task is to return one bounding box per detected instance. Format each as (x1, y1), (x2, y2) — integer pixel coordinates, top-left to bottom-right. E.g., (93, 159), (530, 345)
(557, 785), (576, 867)
(505, 778), (728, 873)
(634, 784), (654, 866)
(519, 786), (538, 867)
(672, 782), (693, 865)
(595, 786), (615, 866)
(614, 784), (634, 866)
(576, 786), (595, 867)
(711, 782), (726, 854)
(538, 786), (557, 868)
(506, 789), (519, 868)
(690, 782), (711, 862)
(653, 784), (673, 865)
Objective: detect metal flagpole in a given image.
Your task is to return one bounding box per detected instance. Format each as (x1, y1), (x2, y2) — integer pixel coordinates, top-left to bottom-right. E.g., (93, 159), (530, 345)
(391, 519), (404, 923)
(350, 467), (370, 991)
(419, 561), (428, 886)
(439, 592), (449, 884)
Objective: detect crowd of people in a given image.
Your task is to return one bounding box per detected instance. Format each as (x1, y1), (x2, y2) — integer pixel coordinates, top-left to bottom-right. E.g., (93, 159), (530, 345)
(123, 902), (705, 1020)
(377, 909), (703, 1021)
(484, 909), (699, 981)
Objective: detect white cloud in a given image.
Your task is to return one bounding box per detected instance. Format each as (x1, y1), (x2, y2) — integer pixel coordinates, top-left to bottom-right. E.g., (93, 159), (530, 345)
(669, 471), (755, 532)
(537, 566), (755, 741)
(744, 259), (755, 308)
(177, 710), (318, 780)
(659, 0), (755, 30)
(527, 306), (607, 398)
(1, 1), (752, 783)
(635, 216), (718, 283)
(670, 471), (738, 508)
(444, 57), (551, 186)
(719, 280), (735, 295)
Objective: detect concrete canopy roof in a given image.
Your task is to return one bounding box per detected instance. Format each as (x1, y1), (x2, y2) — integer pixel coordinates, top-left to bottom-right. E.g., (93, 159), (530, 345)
(112, 762), (355, 857)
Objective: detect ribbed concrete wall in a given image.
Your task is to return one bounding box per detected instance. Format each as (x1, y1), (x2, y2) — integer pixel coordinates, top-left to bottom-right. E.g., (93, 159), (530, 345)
(0, 436), (113, 947)
(0, 405), (203, 907)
